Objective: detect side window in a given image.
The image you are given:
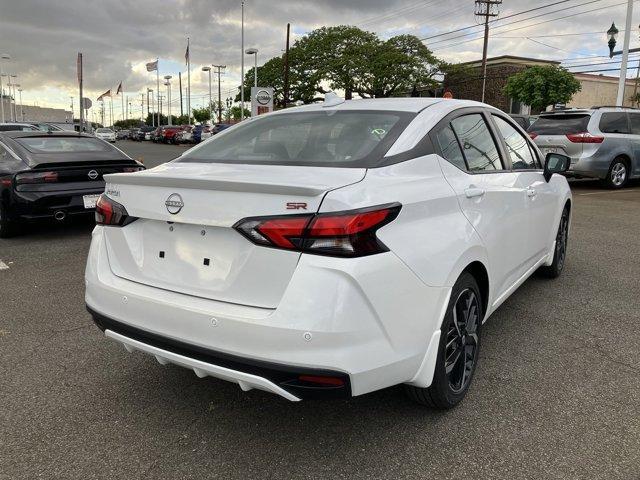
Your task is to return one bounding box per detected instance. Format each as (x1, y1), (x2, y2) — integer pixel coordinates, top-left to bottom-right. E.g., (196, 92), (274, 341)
(599, 113), (629, 134)
(450, 114), (502, 172)
(434, 124), (466, 170)
(492, 115), (539, 170)
(0, 143), (24, 171)
(629, 113), (640, 134)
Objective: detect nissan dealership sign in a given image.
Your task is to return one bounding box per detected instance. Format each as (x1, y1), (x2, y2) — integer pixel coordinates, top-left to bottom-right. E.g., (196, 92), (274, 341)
(251, 87), (274, 117)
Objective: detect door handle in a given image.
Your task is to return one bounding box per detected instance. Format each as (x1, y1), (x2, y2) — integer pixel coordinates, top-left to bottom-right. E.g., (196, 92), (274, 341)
(527, 187), (537, 198)
(464, 187), (485, 198)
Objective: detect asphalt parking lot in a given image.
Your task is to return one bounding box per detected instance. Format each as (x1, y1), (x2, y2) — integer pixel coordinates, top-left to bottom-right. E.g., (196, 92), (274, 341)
(1, 141), (639, 479)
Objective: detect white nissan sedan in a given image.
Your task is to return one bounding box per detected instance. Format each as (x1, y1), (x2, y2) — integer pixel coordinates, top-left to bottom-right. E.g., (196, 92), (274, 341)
(85, 96), (572, 408)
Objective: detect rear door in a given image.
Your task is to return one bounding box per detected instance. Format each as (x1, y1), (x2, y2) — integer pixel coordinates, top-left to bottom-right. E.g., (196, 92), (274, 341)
(433, 109), (531, 297)
(101, 162), (365, 309)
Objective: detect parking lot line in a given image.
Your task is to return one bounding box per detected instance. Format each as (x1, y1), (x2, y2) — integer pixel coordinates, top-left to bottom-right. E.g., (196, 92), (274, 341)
(578, 188), (640, 196)
(0, 259), (9, 270)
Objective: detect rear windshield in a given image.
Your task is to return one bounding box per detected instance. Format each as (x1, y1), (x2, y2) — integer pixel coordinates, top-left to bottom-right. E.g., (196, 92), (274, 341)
(96, 128), (112, 133)
(528, 114), (590, 135)
(15, 136), (115, 153)
(178, 111), (413, 168)
(0, 124), (37, 131)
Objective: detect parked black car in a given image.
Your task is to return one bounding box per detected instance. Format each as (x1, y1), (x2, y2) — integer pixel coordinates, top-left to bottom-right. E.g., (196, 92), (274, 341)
(211, 123), (232, 135)
(0, 131), (144, 237)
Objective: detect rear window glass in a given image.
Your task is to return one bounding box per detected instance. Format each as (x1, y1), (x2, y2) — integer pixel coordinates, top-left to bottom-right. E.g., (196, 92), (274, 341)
(528, 114), (590, 135)
(96, 128), (112, 133)
(15, 137), (114, 153)
(0, 125), (37, 131)
(177, 111), (413, 168)
(599, 112), (629, 133)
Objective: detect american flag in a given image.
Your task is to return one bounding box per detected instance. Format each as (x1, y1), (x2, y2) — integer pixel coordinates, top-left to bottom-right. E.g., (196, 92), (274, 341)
(97, 89), (111, 101)
(146, 60), (158, 72)
(116, 82), (122, 95)
(185, 42), (189, 65)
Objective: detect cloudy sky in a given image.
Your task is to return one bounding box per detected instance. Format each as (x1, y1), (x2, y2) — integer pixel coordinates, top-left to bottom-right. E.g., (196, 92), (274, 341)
(1, 0), (639, 118)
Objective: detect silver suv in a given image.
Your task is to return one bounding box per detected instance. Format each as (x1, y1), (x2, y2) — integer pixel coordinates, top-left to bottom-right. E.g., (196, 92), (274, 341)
(528, 107), (640, 188)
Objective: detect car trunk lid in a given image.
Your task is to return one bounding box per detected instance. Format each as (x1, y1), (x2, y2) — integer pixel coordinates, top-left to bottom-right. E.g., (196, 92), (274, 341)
(101, 162), (366, 308)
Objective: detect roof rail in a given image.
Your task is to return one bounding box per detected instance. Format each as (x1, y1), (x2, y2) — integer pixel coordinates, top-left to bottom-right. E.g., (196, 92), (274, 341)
(590, 105), (640, 110)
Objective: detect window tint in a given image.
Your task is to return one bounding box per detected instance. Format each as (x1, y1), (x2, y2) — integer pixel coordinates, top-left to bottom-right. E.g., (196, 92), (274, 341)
(434, 125), (466, 170)
(493, 115), (539, 170)
(599, 113), (629, 134)
(629, 113), (640, 134)
(528, 114), (590, 135)
(178, 111), (413, 168)
(451, 114), (502, 171)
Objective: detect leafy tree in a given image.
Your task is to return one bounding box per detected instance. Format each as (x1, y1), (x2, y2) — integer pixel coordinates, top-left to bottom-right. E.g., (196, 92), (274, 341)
(145, 112), (167, 126)
(294, 25), (377, 99)
(229, 105), (250, 121)
(504, 66), (581, 112)
(356, 34), (440, 98)
(113, 119), (144, 129)
(192, 106), (211, 123)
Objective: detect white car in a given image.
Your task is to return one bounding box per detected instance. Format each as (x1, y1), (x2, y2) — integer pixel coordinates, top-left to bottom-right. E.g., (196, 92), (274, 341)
(85, 97), (572, 408)
(95, 128), (116, 143)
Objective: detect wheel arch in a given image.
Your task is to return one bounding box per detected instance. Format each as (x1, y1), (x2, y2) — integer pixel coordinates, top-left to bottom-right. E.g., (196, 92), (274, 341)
(463, 261), (489, 322)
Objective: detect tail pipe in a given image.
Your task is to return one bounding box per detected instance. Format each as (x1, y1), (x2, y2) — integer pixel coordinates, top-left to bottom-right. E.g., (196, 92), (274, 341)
(54, 210), (66, 221)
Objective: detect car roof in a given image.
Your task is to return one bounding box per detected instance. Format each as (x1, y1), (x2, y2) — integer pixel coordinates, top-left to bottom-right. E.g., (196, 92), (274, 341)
(0, 131), (95, 139)
(270, 97), (489, 114)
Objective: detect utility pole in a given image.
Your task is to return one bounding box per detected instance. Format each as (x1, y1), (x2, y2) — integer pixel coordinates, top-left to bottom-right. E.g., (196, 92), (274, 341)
(475, 0), (502, 103)
(240, 0), (245, 120)
(283, 23), (290, 108)
(141, 93), (145, 121)
(213, 65), (226, 123)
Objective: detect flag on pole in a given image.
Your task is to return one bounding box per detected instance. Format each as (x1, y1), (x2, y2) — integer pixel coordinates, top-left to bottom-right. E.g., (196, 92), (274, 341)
(146, 60), (158, 72)
(185, 41), (190, 65)
(116, 82), (123, 95)
(97, 89), (111, 101)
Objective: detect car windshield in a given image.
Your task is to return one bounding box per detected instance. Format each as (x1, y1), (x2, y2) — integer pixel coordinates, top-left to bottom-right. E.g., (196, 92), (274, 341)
(178, 111), (412, 168)
(15, 136), (114, 153)
(528, 114), (590, 135)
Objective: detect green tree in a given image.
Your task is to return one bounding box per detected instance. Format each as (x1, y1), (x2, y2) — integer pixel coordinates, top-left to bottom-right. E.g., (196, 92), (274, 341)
(504, 66), (581, 112)
(229, 105), (250, 121)
(113, 119), (144, 129)
(192, 106), (211, 123)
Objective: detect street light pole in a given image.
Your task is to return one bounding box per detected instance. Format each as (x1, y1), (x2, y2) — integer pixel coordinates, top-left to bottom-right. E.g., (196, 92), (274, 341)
(617, 0), (634, 106)
(164, 75), (172, 125)
(213, 65), (226, 123)
(202, 66), (212, 123)
(245, 48), (258, 88)
(0, 54), (10, 123)
(17, 87), (23, 121)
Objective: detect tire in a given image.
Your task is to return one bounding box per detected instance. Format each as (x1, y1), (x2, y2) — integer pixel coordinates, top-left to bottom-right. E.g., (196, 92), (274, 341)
(405, 272), (482, 409)
(539, 206), (570, 279)
(0, 203), (18, 238)
(605, 157), (629, 189)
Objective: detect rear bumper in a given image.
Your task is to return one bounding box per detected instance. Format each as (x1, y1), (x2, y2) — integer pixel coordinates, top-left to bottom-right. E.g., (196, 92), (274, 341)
(88, 307), (350, 401)
(6, 186), (104, 221)
(85, 225), (449, 399)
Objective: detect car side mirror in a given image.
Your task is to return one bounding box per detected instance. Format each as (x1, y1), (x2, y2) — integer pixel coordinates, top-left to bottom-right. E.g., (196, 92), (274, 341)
(544, 153), (570, 182)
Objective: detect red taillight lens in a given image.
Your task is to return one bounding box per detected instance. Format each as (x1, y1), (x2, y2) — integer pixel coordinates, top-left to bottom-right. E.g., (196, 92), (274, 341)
(95, 194), (135, 226)
(566, 132), (604, 143)
(14, 171), (59, 185)
(234, 203), (401, 257)
(528, 132), (538, 140)
(298, 375), (345, 387)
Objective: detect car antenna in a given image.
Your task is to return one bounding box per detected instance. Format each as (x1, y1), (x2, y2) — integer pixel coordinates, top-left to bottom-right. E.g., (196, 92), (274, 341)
(323, 91), (345, 108)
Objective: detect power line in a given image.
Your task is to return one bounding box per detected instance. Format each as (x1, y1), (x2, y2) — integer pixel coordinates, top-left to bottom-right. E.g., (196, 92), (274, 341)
(427, 0), (605, 47)
(420, 0), (578, 41)
(431, 0), (632, 52)
(357, 0), (442, 28)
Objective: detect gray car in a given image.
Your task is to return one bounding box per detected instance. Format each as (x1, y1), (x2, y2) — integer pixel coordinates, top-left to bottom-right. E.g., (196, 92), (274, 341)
(528, 107), (640, 188)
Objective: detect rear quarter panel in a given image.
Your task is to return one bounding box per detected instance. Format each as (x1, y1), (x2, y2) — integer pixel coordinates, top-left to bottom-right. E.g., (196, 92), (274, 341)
(319, 155), (486, 290)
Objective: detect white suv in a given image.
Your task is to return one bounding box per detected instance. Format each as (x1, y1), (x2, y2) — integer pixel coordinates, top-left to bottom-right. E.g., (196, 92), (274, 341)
(85, 97), (572, 408)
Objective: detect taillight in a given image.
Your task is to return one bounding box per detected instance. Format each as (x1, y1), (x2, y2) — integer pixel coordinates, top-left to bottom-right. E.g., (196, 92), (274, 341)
(122, 166), (145, 172)
(234, 203), (401, 257)
(566, 132), (604, 143)
(95, 194), (136, 226)
(14, 171), (59, 185)
(528, 132), (538, 140)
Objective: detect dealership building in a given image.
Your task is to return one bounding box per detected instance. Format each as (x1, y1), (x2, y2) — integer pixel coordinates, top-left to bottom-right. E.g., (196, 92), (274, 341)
(441, 55), (638, 113)
(0, 96), (73, 123)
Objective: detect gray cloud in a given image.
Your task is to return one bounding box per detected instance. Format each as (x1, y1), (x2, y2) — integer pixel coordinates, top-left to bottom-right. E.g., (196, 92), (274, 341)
(1, 0), (637, 109)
